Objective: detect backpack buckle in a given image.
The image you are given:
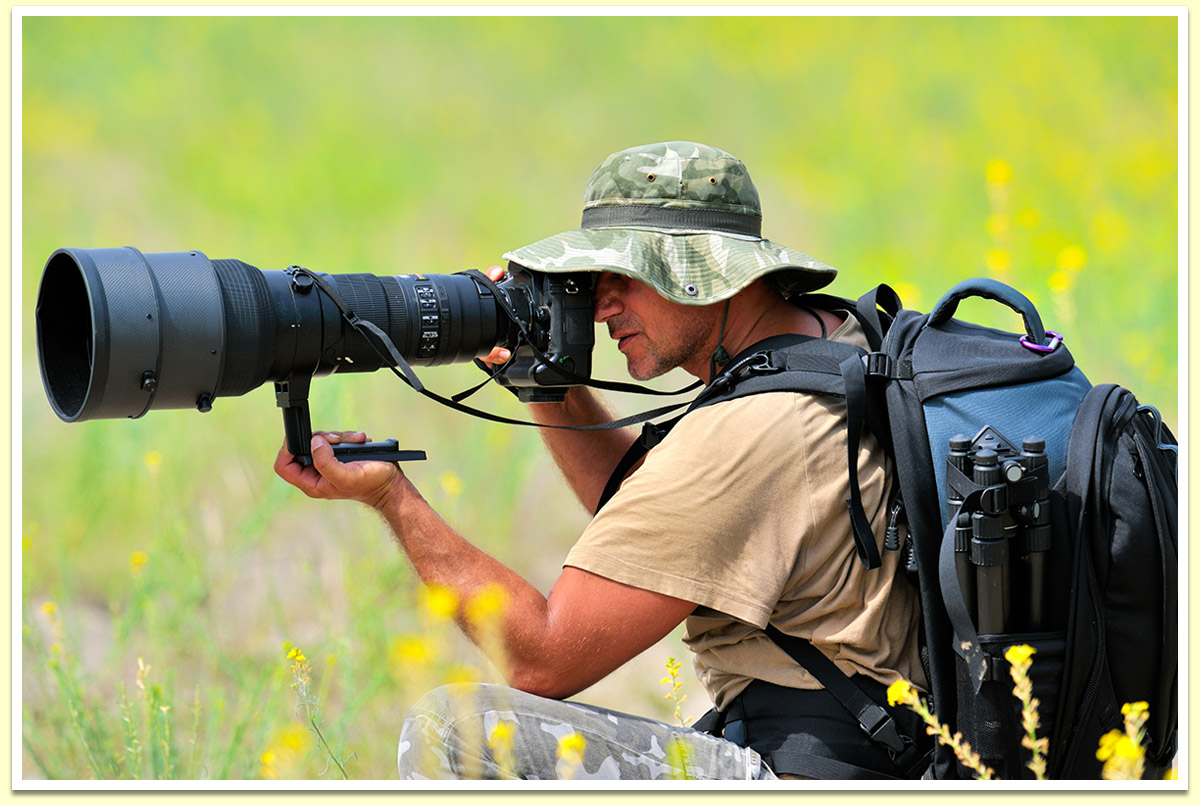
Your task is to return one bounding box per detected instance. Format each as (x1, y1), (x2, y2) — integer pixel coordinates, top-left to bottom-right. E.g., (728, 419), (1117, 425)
(640, 420), (671, 450)
(728, 351), (780, 381)
(858, 705), (908, 756)
(865, 352), (892, 378)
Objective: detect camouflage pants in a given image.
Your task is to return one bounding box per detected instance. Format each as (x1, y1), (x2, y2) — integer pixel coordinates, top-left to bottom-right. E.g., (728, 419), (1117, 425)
(396, 683), (777, 780)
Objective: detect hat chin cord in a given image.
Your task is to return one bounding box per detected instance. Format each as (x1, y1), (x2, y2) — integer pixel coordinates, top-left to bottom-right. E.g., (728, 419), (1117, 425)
(708, 300), (732, 383)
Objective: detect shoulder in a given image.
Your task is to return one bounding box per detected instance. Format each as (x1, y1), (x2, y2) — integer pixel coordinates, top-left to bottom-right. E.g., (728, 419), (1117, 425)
(827, 309), (870, 349)
(667, 391), (803, 444)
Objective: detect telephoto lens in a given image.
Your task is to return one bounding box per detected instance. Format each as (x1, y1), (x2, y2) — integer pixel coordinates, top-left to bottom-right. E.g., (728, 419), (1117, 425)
(35, 247), (517, 423)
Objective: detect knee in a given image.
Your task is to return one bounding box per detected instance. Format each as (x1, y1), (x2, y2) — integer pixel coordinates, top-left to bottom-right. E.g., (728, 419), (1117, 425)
(396, 683), (508, 779)
(406, 682), (509, 725)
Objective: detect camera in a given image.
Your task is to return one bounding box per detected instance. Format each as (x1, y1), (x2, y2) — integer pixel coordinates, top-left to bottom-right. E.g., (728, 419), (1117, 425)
(35, 246), (596, 460)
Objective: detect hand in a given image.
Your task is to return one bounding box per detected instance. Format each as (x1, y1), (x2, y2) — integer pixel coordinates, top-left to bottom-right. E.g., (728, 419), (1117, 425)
(479, 265), (513, 367)
(274, 430), (403, 510)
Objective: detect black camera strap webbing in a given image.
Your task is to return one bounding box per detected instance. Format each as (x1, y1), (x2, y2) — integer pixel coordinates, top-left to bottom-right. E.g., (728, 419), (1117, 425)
(291, 267), (696, 434)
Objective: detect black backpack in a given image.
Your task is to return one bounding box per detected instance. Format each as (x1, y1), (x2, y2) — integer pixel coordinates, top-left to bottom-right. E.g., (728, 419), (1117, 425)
(601, 278), (1178, 780)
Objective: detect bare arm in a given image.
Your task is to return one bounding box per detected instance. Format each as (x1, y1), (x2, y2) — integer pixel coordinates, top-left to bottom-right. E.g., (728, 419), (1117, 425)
(274, 432), (694, 699)
(479, 265), (636, 513)
(524, 388), (637, 514)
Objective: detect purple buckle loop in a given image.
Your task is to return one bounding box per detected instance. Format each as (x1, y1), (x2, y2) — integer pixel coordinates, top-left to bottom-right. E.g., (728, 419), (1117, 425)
(1020, 330), (1063, 354)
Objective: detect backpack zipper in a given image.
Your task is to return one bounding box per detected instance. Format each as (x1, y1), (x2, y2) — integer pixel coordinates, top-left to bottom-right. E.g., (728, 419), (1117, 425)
(1061, 396), (1137, 773)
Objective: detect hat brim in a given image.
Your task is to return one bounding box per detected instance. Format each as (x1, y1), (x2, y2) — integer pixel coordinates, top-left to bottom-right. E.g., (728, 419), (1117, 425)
(502, 227), (836, 306)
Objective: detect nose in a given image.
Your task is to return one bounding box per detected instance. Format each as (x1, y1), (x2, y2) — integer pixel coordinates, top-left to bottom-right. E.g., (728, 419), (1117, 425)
(593, 272), (624, 323)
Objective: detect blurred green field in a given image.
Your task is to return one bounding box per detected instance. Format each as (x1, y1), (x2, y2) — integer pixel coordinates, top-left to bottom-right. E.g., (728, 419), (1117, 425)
(19, 15), (1178, 781)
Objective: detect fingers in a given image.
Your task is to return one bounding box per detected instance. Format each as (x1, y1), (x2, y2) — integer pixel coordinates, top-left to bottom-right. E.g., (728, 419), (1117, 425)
(479, 266), (512, 367)
(307, 432), (402, 508)
(315, 430), (369, 445)
(274, 440), (324, 496)
(274, 430), (386, 502)
(480, 346), (512, 367)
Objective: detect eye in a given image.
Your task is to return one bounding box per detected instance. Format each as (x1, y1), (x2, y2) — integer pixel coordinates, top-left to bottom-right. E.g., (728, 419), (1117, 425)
(646, 173), (656, 182)
(709, 177), (718, 185)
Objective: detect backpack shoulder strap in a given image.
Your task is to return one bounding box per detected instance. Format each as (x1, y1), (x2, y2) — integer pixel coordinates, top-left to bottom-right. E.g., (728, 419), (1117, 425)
(594, 334), (885, 570)
(593, 414), (685, 514)
(854, 284), (903, 352)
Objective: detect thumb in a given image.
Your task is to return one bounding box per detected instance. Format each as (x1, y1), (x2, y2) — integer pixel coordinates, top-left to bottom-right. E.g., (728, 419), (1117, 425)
(311, 433), (337, 468)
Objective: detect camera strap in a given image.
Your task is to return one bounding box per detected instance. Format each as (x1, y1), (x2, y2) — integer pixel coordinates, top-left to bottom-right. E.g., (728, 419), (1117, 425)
(290, 266), (698, 433)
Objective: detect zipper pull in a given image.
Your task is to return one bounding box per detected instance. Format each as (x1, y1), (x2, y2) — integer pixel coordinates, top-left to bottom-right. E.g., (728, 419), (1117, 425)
(884, 498), (905, 551)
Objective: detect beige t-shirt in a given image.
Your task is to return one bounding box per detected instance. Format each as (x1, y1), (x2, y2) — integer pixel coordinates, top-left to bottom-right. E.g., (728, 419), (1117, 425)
(564, 315), (927, 710)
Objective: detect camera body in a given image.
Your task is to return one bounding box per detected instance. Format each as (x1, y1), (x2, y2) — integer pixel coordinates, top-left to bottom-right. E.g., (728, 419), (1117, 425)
(491, 266), (595, 402)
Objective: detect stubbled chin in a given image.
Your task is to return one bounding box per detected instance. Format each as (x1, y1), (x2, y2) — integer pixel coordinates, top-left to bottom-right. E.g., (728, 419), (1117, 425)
(625, 355), (667, 382)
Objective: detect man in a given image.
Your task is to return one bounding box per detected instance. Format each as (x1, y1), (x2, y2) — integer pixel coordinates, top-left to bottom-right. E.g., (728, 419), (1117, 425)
(274, 142), (928, 780)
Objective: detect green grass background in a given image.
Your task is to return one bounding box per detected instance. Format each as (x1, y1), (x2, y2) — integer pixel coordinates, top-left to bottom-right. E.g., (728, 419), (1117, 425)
(19, 14), (1179, 781)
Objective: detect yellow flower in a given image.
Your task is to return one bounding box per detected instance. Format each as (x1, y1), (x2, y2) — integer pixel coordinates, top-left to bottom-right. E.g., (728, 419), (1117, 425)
(488, 720), (517, 749)
(260, 721), (311, 779)
(889, 282), (922, 310)
(1048, 270), (1075, 293)
(389, 635), (434, 666)
(39, 601), (57, 618)
(985, 213), (1010, 239)
(278, 722), (311, 752)
(129, 551), (149, 576)
(1121, 701), (1148, 718)
(1115, 735), (1142, 759)
(447, 664), (481, 685)
(1005, 644), (1036, 666)
(419, 583), (459, 620)
(1096, 729), (1140, 762)
(985, 159), (1013, 187)
(465, 583), (510, 625)
(985, 248), (1011, 273)
(438, 470), (464, 498)
(1056, 245), (1088, 271)
(286, 646), (307, 664)
(556, 732), (587, 762)
(886, 679), (914, 708)
(143, 451), (163, 471)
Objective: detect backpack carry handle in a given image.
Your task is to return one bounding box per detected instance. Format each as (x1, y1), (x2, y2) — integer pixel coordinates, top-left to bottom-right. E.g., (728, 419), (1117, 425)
(927, 278), (1048, 345)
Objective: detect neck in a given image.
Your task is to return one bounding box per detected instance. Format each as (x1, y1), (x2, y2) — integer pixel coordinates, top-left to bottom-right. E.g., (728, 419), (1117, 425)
(687, 287), (831, 383)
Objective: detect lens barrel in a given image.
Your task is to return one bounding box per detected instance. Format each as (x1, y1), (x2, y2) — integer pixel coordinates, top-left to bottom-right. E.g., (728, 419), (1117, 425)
(35, 247), (510, 422)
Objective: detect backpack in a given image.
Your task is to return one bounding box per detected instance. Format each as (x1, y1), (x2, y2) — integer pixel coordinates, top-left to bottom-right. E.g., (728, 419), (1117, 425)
(601, 278), (1178, 780)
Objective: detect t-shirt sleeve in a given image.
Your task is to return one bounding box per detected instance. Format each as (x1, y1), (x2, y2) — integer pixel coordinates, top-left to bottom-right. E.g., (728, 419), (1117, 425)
(564, 393), (819, 628)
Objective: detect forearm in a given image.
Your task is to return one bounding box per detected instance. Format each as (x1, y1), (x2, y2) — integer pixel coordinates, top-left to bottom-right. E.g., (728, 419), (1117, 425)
(376, 476), (581, 693)
(526, 387), (637, 513)
(276, 430), (677, 699)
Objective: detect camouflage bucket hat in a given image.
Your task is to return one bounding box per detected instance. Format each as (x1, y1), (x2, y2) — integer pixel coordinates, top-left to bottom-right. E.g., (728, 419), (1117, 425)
(503, 141), (836, 306)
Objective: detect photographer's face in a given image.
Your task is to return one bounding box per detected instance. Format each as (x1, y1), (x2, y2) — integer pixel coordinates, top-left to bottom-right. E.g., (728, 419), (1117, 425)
(593, 272), (720, 381)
